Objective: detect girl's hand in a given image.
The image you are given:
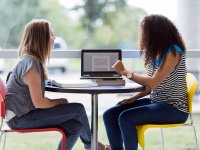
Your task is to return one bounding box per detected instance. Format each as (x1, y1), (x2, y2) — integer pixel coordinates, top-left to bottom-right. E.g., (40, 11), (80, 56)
(112, 60), (126, 75)
(117, 97), (137, 105)
(58, 98), (68, 104)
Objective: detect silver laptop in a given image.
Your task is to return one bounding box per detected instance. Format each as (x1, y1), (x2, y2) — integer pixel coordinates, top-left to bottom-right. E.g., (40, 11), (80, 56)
(81, 49), (122, 79)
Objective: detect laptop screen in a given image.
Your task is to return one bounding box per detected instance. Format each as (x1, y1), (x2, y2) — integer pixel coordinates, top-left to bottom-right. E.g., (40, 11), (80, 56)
(81, 49), (122, 78)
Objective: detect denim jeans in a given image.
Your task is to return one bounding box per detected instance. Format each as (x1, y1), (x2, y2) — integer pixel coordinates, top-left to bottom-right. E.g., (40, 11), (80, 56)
(7, 103), (91, 150)
(103, 98), (189, 150)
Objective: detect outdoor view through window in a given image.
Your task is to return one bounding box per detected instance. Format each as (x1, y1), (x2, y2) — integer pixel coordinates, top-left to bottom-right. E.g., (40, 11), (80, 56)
(0, 0), (200, 150)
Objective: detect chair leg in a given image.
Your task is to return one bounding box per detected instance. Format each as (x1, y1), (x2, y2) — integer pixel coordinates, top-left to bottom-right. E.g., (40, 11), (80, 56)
(0, 132), (3, 144)
(191, 125), (199, 150)
(161, 129), (165, 150)
(0, 132), (6, 150)
(0, 133), (3, 149)
(3, 133), (7, 150)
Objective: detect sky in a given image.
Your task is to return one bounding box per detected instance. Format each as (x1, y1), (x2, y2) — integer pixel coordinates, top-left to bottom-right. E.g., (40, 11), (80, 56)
(59, 0), (177, 20)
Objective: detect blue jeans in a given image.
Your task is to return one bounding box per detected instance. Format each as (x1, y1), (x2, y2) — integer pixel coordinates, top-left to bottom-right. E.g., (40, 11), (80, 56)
(7, 103), (91, 150)
(103, 98), (189, 150)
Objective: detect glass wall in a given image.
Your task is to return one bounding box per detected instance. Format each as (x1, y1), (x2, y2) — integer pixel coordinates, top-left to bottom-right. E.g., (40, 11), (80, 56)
(0, 0), (200, 105)
(1, 1), (200, 149)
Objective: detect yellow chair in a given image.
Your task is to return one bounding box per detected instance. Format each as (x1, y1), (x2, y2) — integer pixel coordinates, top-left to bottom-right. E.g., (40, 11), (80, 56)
(137, 73), (199, 150)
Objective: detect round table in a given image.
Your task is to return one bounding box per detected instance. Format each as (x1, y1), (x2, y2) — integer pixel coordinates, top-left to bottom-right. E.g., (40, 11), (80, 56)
(46, 83), (146, 150)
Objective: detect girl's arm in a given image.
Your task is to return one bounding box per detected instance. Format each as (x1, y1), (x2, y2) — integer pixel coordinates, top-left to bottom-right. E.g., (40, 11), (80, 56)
(23, 68), (67, 108)
(113, 51), (181, 90)
(118, 87), (151, 104)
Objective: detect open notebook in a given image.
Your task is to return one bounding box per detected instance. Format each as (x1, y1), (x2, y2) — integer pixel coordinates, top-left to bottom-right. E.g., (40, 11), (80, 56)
(46, 80), (98, 88)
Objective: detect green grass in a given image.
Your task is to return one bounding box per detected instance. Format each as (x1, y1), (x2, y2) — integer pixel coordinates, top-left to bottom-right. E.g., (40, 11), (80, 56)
(1, 115), (200, 150)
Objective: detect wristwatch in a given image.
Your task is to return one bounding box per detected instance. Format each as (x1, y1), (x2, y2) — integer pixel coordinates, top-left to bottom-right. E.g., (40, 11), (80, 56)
(126, 71), (133, 79)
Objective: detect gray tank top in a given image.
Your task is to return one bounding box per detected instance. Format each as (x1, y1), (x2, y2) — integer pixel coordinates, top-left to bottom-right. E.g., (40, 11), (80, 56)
(5, 55), (46, 117)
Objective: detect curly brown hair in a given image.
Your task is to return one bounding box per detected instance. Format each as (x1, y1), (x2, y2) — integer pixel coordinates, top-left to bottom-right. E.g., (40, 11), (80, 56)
(139, 14), (186, 67)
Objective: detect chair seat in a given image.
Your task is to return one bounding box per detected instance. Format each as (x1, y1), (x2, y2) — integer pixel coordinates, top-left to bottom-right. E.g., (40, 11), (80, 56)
(1, 123), (67, 149)
(2, 123), (65, 135)
(137, 123), (185, 148)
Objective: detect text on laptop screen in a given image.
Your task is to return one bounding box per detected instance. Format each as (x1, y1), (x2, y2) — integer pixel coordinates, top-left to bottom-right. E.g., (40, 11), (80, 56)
(81, 49), (122, 77)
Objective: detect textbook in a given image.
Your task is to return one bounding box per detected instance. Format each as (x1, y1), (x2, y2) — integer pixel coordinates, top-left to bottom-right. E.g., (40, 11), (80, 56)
(96, 78), (125, 86)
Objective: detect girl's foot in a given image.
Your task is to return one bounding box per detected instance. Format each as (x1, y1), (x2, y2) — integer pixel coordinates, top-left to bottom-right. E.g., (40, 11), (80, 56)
(104, 145), (111, 150)
(98, 142), (111, 150)
(86, 142), (111, 150)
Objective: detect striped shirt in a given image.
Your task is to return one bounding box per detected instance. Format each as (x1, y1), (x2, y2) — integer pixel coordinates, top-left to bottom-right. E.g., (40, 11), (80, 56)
(147, 45), (189, 113)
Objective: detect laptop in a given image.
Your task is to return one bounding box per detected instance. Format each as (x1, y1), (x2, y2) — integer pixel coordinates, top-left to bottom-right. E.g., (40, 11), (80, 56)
(81, 49), (122, 79)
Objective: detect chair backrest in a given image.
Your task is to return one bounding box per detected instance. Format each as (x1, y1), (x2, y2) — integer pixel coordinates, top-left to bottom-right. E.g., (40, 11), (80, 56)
(186, 73), (199, 113)
(0, 78), (6, 119)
